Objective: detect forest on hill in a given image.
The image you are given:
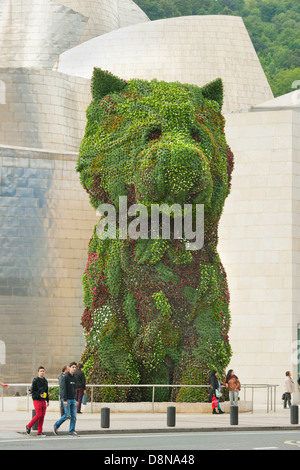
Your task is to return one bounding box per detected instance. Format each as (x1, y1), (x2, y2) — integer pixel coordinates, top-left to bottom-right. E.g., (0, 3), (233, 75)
(135, 0), (300, 97)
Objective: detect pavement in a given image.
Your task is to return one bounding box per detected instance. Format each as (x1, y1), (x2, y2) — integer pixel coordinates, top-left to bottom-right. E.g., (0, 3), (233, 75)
(0, 403), (300, 436)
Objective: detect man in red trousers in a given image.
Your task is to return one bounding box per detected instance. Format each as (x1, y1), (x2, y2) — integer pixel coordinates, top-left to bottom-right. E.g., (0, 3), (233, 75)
(26, 366), (49, 437)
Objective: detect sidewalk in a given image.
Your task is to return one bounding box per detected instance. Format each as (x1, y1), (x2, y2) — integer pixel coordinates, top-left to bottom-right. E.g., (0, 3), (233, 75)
(0, 405), (300, 436)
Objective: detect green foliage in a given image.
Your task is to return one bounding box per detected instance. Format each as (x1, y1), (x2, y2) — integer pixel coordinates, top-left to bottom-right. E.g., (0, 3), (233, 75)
(201, 78), (224, 109)
(135, 0), (300, 97)
(48, 387), (59, 401)
(78, 70), (233, 402)
(92, 68), (127, 100)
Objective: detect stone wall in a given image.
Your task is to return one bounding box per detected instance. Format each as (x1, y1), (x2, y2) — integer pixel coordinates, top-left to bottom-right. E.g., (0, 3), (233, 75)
(219, 108), (300, 402)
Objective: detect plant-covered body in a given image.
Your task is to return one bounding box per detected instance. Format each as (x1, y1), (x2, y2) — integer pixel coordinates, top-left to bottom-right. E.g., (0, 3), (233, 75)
(77, 69), (234, 402)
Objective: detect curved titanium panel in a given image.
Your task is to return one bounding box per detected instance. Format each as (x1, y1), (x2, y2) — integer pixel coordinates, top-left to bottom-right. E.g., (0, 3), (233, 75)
(0, 68), (91, 151)
(55, 15), (274, 113)
(0, 0), (88, 69)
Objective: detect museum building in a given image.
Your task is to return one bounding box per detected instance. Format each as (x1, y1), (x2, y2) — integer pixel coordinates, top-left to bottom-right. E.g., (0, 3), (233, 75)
(0, 0), (299, 404)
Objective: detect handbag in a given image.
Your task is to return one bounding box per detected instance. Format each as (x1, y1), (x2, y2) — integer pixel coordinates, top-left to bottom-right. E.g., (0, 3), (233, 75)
(82, 393), (87, 405)
(212, 394), (219, 409)
(215, 389), (222, 398)
(281, 393), (286, 400)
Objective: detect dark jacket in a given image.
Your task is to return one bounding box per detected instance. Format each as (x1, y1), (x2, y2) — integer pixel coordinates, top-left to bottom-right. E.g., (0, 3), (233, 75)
(58, 372), (65, 398)
(31, 376), (49, 403)
(209, 371), (220, 402)
(62, 372), (77, 401)
(74, 369), (86, 390)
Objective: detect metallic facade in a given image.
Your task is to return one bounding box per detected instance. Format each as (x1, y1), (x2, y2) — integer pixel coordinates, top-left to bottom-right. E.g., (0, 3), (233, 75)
(0, 0), (280, 388)
(0, 0), (149, 383)
(0, 0), (88, 69)
(0, 146), (96, 381)
(0, 0), (149, 69)
(55, 15), (274, 114)
(0, 68), (91, 151)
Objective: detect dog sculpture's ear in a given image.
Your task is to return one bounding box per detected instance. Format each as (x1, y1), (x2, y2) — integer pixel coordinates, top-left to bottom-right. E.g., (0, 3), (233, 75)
(92, 68), (127, 100)
(201, 78), (223, 109)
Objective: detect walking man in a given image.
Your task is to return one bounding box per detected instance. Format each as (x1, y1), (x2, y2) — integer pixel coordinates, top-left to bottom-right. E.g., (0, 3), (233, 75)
(58, 365), (69, 417)
(74, 362), (86, 414)
(53, 362), (78, 436)
(26, 366), (49, 436)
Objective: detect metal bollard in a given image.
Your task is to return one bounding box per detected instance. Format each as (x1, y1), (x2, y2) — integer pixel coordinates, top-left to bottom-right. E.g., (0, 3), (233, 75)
(167, 406), (176, 427)
(101, 407), (110, 428)
(290, 405), (299, 425)
(32, 409), (38, 431)
(230, 405), (238, 425)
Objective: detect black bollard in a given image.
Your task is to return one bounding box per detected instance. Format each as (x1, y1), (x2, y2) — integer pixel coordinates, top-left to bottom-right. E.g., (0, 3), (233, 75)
(32, 409), (38, 431)
(167, 406), (176, 427)
(230, 405), (238, 425)
(101, 407), (110, 428)
(290, 405), (299, 425)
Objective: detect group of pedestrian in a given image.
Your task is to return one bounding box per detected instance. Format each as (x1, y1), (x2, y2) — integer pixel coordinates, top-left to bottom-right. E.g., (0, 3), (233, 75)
(2, 366), (299, 432)
(209, 369), (241, 414)
(25, 361), (86, 437)
(209, 369), (299, 413)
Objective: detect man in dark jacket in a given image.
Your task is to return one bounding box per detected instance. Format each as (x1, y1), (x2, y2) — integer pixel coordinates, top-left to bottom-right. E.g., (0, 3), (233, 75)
(58, 365), (68, 416)
(26, 366), (49, 436)
(53, 362), (78, 436)
(74, 362), (86, 414)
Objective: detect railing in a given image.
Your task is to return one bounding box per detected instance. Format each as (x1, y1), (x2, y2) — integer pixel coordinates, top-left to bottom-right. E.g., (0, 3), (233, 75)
(241, 383), (278, 413)
(89, 384), (209, 414)
(1, 382), (278, 414)
(87, 383), (278, 414)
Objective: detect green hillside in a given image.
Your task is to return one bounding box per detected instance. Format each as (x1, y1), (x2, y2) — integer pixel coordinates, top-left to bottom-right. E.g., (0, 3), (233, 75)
(135, 0), (300, 97)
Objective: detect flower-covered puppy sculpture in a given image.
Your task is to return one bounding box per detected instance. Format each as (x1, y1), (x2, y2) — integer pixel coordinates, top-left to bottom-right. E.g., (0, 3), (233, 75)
(77, 69), (234, 402)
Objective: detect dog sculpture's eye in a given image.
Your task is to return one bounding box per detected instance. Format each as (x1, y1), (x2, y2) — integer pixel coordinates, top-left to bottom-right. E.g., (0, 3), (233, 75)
(191, 128), (201, 143)
(147, 127), (162, 141)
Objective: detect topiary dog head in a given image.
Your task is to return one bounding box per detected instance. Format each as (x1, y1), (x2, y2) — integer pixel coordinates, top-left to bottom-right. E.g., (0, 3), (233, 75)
(78, 69), (233, 237)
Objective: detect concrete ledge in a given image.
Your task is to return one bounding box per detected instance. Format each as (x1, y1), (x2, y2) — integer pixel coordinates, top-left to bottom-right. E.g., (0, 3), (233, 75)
(88, 401), (253, 414)
(12, 397), (252, 413)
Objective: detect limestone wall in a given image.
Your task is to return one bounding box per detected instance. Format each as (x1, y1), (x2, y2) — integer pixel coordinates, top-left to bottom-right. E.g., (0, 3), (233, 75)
(219, 108), (300, 402)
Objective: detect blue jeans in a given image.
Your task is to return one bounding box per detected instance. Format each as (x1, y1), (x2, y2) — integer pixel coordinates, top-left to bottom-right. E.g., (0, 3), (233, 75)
(229, 391), (239, 406)
(55, 399), (77, 434)
(284, 392), (291, 408)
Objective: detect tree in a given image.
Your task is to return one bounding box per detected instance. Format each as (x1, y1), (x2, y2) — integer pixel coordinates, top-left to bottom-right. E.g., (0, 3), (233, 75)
(267, 68), (300, 97)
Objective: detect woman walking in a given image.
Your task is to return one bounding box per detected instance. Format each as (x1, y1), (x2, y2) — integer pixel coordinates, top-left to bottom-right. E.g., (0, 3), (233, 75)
(209, 370), (224, 414)
(283, 371), (295, 409)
